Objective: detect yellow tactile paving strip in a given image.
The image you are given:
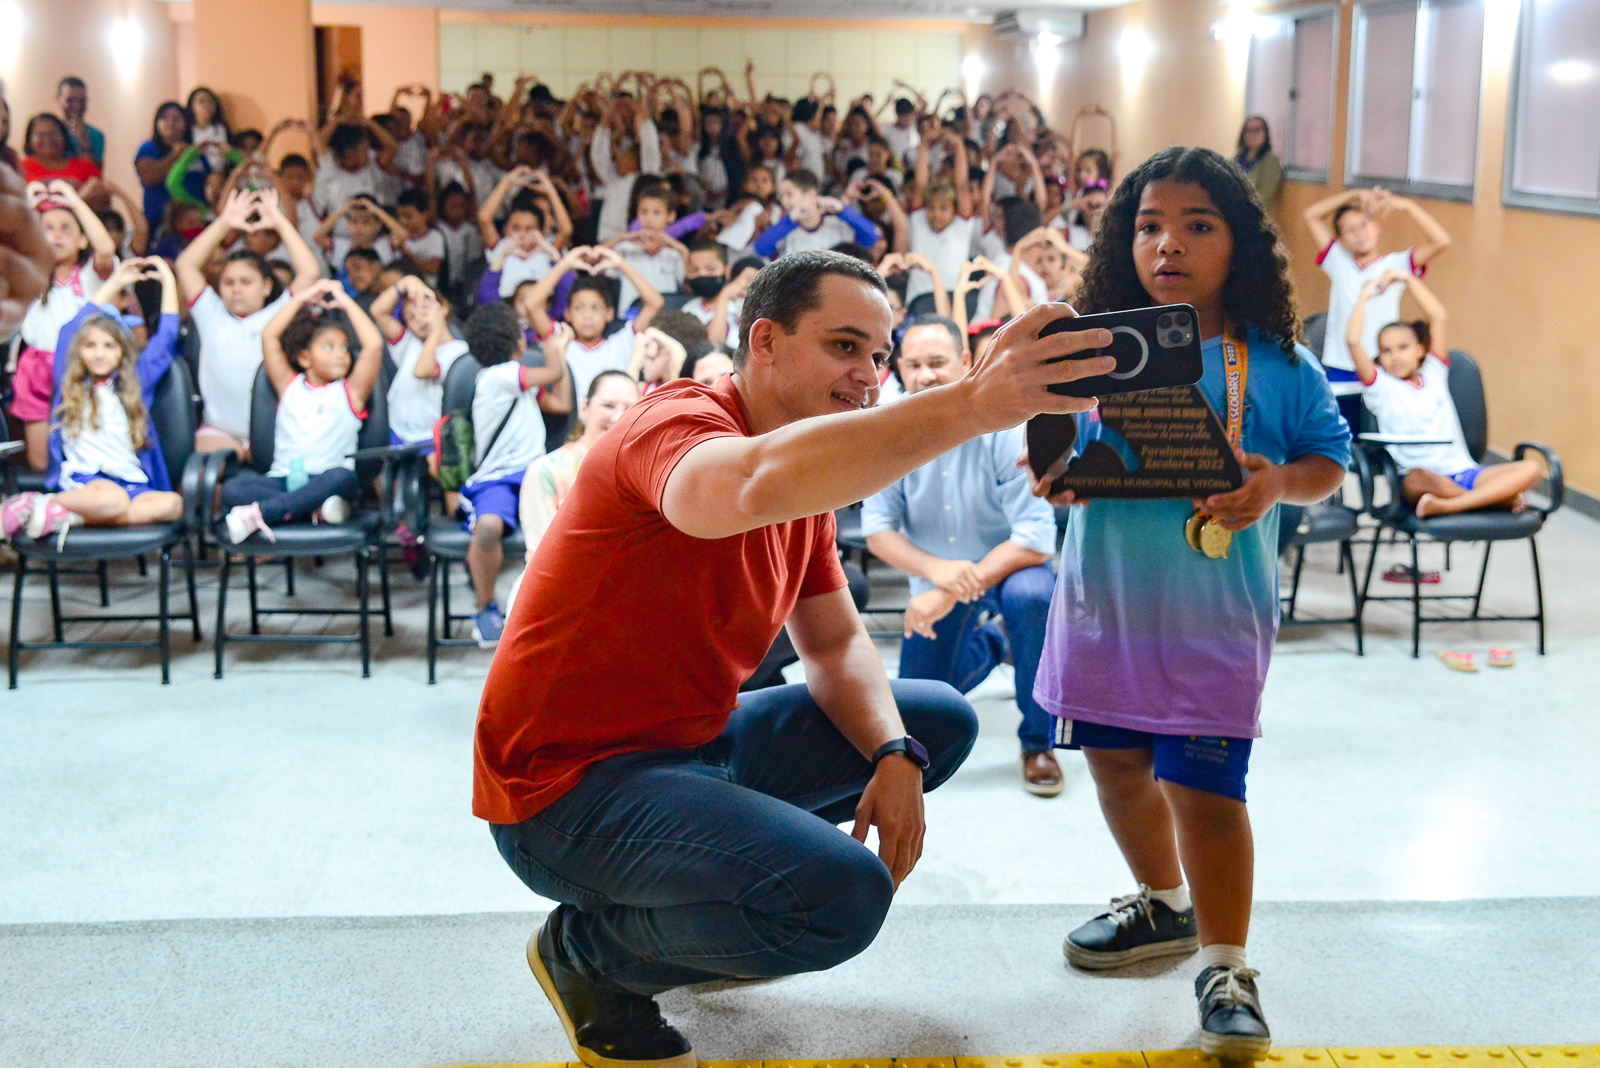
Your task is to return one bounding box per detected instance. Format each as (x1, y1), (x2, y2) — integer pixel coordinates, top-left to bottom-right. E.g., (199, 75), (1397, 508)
(433, 1047), (1600, 1068)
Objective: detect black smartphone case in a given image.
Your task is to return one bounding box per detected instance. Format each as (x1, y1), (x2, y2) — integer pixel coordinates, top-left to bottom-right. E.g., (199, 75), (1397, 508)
(1039, 304), (1205, 398)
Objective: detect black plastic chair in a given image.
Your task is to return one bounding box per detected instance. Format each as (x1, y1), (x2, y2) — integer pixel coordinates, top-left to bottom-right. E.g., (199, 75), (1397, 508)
(421, 355), (528, 683)
(1302, 311), (1327, 359)
(6, 358), (205, 687)
(1357, 350), (1563, 656)
(1278, 447), (1375, 655)
(201, 364), (416, 678)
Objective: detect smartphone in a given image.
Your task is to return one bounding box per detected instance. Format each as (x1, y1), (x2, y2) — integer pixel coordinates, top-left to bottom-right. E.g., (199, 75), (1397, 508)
(1040, 304), (1204, 398)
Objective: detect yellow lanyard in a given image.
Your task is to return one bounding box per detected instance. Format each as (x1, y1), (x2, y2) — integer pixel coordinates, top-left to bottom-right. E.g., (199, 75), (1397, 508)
(1220, 330), (1249, 449)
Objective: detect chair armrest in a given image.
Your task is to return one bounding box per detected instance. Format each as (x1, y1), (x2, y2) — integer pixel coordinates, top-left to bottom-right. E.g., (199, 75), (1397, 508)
(1348, 445), (1377, 514)
(0, 441), (22, 458)
(1514, 442), (1564, 516)
(1359, 440), (1408, 523)
(179, 451), (210, 530)
(350, 441), (432, 463)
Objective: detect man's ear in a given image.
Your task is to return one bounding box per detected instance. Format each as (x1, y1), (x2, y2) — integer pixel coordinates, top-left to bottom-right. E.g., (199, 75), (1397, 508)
(745, 318), (777, 368)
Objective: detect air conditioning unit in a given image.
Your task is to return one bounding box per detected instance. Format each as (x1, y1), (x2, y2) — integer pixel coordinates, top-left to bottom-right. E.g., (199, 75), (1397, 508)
(993, 10), (1088, 42)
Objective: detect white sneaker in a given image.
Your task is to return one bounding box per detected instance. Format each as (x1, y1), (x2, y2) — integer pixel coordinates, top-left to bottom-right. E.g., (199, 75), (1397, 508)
(319, 495), (350, 524)
(224, 502), (276, 544)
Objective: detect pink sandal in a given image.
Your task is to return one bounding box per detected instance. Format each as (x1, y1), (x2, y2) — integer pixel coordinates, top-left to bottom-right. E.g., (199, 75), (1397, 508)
(1437, 650), (1478, 673)
(1487, 647), (1516, 668)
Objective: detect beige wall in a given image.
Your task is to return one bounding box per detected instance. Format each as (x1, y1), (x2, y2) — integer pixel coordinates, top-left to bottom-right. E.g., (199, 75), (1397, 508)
(438, 12), (967, 105)
(192, 0), (316, 141)
(0, 0), (181, 194)
(315, 3), (440, 121)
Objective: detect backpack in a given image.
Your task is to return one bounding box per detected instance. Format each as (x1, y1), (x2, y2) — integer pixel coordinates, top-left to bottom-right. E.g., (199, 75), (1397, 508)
(432, 402), (514, 492)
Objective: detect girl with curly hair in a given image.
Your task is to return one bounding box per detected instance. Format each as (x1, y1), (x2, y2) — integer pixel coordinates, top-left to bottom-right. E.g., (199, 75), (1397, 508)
(1031, 146), (1351, 1059)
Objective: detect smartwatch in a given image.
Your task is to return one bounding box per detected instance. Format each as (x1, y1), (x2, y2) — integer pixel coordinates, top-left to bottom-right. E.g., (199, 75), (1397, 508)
(871, 735), (930, 770)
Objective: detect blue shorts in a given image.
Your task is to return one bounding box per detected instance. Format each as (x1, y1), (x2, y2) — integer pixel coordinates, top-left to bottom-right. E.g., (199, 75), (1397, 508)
(460, 474), (522, 533)
(1053, 717), (1253, 802)
(60, 471), (153, 498)
(1451, 465), (1484, 491)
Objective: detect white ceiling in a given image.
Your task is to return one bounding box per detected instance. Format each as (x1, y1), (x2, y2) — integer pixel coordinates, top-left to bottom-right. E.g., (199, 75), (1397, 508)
(328, 0), (1132, 23)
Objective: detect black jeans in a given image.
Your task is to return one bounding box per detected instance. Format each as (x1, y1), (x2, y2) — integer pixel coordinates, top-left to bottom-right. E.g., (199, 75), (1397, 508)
(490, 679), (978, 996)
(221, 468), (359, 524)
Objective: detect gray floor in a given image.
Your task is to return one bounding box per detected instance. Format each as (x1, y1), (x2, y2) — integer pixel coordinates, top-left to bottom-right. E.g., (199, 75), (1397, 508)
(2, 502), (1599, 1065)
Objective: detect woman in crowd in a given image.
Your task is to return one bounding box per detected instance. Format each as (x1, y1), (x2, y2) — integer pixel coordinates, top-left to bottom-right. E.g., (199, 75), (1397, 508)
(1234, 115), (1282, 212)
(21, 113), (101, 186)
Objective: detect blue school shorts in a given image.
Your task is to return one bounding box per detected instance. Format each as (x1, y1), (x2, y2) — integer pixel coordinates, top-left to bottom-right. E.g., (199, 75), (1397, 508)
(60, 471), (153, 498)
(460, 474), (522, 533)
(1451, 465), (1484, 491)
(1053, 717), (1253, 802)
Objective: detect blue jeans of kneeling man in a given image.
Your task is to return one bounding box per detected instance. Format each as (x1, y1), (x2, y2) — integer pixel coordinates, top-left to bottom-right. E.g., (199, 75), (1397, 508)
(896, 563), (1055, 753)
(489, 678), (978, 996)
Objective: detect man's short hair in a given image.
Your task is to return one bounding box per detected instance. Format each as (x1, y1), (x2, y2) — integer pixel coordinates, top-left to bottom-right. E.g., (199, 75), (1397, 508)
(1332, 203), (1369, 236)
(689, 241), (727, 264)
(464, 301), (523, 368)
(569, 275), (617, 310)
(793, 98), (820, 124)
(894, 98), (916, 117)
(344, 248), (382, 269)
(58, 76), (87, 93)
(279, 153), (311, 173)
(397, 187), (431, 213)
(784, 168), (821, 195)
(735, 250), (888, 369)
(328, 123), (370, 158)
(903, 314), (964, 356)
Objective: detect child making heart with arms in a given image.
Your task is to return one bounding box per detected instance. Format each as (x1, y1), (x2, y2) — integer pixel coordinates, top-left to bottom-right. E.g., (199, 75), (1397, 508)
(217, 279), (385, 543)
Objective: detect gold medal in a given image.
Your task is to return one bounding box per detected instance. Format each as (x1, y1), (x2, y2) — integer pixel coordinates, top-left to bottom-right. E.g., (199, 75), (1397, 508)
(1185, 511), (1207, 552)
(1199, 518), (1233, 559)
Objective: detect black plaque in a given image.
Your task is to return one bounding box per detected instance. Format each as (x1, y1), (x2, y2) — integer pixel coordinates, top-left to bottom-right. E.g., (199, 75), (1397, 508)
(1026, 386), (1245, 499)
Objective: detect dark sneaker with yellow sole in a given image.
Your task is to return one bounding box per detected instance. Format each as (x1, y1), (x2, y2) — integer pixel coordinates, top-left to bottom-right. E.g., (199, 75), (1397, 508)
(1063, 884), (1199, 969)
(526, 913), (696, 1068)
(1196, 964), (1272, 1060)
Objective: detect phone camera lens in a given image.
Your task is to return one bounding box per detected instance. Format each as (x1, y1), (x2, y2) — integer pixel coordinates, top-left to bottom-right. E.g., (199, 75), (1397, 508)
(1167, 330), (1184, 345)
(1157, 313), (1172, 329)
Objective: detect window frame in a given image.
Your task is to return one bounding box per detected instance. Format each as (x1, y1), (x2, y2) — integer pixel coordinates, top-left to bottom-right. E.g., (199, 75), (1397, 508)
(1344, 0), (1484, 204)
(1502, 0), (1600, 218)
(1242, 3), (1340, 184)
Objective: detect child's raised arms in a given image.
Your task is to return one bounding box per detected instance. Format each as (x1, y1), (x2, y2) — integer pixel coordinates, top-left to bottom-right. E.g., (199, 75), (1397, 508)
(592, 244), (665, 332)
(367, 273), (432, 346)
(260, 278), (386, 408)
(478, 167), (536, 249)
(1346, 269), (1450, 383)
(44, 179), (117, 279)
(520, 245), (593, 340)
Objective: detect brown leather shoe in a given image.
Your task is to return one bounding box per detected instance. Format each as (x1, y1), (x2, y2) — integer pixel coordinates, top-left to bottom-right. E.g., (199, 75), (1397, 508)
(1022, 749), (1064, 797)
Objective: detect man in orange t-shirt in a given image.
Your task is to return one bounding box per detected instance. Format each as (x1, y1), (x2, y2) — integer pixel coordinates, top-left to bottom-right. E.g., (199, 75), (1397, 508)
(477, 250), (1116, 1068)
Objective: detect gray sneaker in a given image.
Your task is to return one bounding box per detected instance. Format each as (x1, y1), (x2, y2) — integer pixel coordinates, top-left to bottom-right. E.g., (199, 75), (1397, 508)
(1063, 884), (1199, 969)
(1196, 964), (1271, 1060)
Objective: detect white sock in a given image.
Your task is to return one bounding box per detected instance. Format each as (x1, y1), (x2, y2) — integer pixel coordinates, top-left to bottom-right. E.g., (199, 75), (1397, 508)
(1148, 884), (1191, 912)
(1199, 943), (1248, 971)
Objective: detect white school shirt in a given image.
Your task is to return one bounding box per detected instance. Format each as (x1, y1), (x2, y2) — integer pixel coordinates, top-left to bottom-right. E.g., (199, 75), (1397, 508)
(295, 199), (323, 251)
(591, 122), (661, 242)
(681, 296), (741, 345)
(973, 252), (1049, 321)
(192, 287), (292, 440)
(434, 156), (506, 206)
(20, 262), (105, 352)
(60, 379), (146, 485)
(564, 323), (637, 403)
(882, 123), (919, 167)
(698, 152), (729, 204)
(438, 220), (485, 288)
(392, 132), (430, 183)
(794, 125), (831, 180)
(970, 224), (1007, 263)
(1319, 242), (1417, 373)
(907, 210), (977, 304)
(466, 361), (548, 486)
(776, 216), (857, 257)
(615, 244), (684, 311)
(312, 161), (392, 221)
(490, 240), (554, 299)
(717, 201), (773, 254)
(387, 331), (468, 444)
(402, 228), (447, 286)
(1360, 355), (1476, 476)
(268, 374), (364, 477)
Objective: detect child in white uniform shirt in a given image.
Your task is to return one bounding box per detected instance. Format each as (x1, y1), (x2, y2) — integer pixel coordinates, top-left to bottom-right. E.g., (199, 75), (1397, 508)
(1348, 270), (1541, 519)
(906, 131), (976, 314)
(681, 244), (756, 346)
(369, 275), (467, 447)
(176, 189), (324, 460)
(218, 279), (386, 543)
(479, 167), (572, 298)
(608, 184), (687, 312)
(520, 245), (665, 401)
(455, 302), (573, 648)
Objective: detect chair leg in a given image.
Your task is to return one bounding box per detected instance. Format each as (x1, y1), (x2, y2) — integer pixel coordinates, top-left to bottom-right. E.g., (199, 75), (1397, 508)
(441, 555), (454, 637)
(97, 559), (110, 607)
(137, 553), (148, 577)
(1530, 538), (1546, 655)
(246, 555), (261, 635)
(1471, 542), (1493, 619)
(158, 547), (171, 685)
(427, 553), (439, 685)
(1444, 542), (1452, 573)
(284, 556), (295, 597)
(183, 538), (202, 641)
(1358, 526), (1382, 612)
(1409, 537), (1422, 659)
(1344, 541), (1364, 657)
(9, 555), (26, 689)
(1286, 545), (1306, 620)
(214, 551), (232, 679)
(47, 562), (63, 643)
(357, 548), (371, 678)
(379, 539), (393, 637)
